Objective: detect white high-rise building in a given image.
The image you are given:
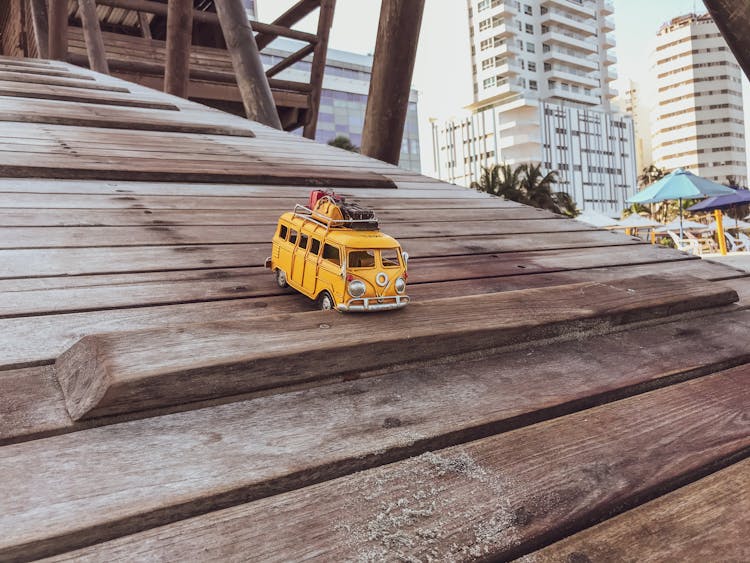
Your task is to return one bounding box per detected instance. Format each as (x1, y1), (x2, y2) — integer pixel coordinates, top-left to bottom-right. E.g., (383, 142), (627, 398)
(621, 79), (653, 174)
(432, 0), (638, 215)
(652, 13), (747, 185)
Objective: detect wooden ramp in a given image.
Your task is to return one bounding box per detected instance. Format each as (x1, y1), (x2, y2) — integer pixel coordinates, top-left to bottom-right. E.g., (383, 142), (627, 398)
(1, 60), (749, 561)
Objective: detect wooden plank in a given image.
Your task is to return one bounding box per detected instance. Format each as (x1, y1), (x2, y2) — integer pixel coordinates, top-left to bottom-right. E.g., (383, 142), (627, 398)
(527, 458), (750, 562)
(0, 220), (600, 249)
(4, 360), (749, 560)
(0, 82), (178, 109)
(0, 256), (741, 320)
(0, 206), (561, 226)
(53, 275), (738, 420)
(0, 70), (130, 91)
(1, 259), (743, 372)
(0, 239), (684, 279)
(0, 98), (256, 137)
(5, 303), (750, 448)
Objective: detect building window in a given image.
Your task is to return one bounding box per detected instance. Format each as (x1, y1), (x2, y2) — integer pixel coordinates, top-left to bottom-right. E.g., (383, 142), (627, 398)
(479, 18), (492, 31)
(483, 76), (496, 89)
(523, 4), (532, 15)
(517, 39), (524, 50)
(525, 23), (533, 34)
(526, 42), (535, 53)
(482, 57), (494, 70)
(518, 77), (526, 88)
(544, 62), (551, 71)
(477, 0), (490, 12)
(528, 62), (536, 72)
(520, 59), (525, 69)
(480, 38), (492, 51)
(517, 20), (523, 31)
(530, 80), (538, 90)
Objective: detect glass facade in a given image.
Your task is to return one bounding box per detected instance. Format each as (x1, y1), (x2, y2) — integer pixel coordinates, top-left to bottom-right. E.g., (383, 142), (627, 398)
(260, 49), (421, 172)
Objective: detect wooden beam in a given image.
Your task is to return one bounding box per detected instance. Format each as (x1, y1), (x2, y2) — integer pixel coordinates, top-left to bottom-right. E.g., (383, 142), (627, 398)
(77, 0), (109, 74)
(702, 0), (750, 80)
(265, 43), (315, 78)
(361, 0), (425, 165)
(29, 0), (49, 59)
(302, 0), (335, 139)
(137, 12), (152, 39)
(214, 0), (282, 128)
(93, 0), (319, 44)
(47, 0), (69, 61)
(164, 0), (193, 97)
(255, 0), (320, 50)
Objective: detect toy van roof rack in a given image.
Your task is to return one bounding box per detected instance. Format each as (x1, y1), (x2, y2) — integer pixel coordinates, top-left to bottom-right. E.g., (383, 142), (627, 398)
(293, 195), (379, 232)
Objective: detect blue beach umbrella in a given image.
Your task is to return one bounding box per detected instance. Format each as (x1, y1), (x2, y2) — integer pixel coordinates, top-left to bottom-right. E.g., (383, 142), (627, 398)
(628, 168), (734, 239)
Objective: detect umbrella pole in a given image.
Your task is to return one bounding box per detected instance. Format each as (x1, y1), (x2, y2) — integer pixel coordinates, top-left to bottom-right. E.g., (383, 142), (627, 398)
(679, 198), (684, 240)
(715, 209), (727, 255)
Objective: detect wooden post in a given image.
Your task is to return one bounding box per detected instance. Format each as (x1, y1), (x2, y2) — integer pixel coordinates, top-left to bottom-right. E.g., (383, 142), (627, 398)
(29, 0), (49, 59)
(715, 209), (728, 256)
(77, 0), (109, 74)
(214, 0), (282, 129)
(164, 0), (193, 98)
(302, 0), (335, 139)
(48, 0), (69, 61)
(361, 0), (425, 165)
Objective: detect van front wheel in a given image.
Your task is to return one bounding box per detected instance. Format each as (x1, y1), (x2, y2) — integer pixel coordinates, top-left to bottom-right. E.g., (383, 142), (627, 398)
(275, 269), (288, 288)
(318, 291), (335, 311)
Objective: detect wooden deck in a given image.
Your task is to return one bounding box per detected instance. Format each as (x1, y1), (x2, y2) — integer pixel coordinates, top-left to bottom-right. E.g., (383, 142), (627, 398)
(1, 60), (749, 561)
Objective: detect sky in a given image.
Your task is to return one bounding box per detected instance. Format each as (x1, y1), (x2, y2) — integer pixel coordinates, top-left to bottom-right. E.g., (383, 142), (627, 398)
(257, 0), (743, 176)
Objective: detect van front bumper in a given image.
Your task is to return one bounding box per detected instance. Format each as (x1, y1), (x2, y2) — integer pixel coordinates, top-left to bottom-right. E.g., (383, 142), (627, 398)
(338, 295), (410, 312)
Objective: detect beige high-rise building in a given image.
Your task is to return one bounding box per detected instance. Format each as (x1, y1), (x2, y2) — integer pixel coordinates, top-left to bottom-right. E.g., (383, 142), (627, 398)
(652, 13), (747, 185)
(432, 0), (638, 215)
(622, 79), (652, 174)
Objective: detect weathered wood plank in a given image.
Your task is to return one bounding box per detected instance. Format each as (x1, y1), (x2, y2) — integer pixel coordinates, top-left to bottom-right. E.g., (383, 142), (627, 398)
(7, 364), (750, 561)
(54, 276), (738, 420)
(0, 220), (599, 249)
(1, 256), (743, 320)
(0, 71), (130, 91)
(0, 239), (682, 279)
(5, 299), (750, 450)
(0, 206), (558, 226)
(525, 458), (750, 563)
(0, 82), (177, 109)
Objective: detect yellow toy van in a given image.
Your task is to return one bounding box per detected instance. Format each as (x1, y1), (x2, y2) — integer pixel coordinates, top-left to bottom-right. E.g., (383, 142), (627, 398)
(265, 191), (409, 312)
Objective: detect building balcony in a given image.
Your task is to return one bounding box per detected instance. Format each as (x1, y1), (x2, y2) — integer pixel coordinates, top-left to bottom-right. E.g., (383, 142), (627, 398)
(548, 84), (601, 105)
(541, 10), (598, 36)
(601, 15), (615, 32)
(601, 0), (614, 16)
(604, 52), (617, 66)
(498, 133), (541, 149)
(495, 59), (522, 75)
(492, 1), (517, 16)
(605, 87), (618, 99)
(541, 30), (597, 53)
(543, 47), (599, 71)
(547, 66), (599, 88)
(602, 32), (615, 48)
(541, 0), (595, 18)
(606, 66), (617, 81)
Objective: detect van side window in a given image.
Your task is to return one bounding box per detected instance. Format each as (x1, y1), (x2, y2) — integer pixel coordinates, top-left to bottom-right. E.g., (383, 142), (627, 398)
(278, 224), (288, 240)
(289, 229), (298, 245)
(322, 243), (340, 266)
(298, 234), (309, 250)
(310, 238), (321, 255)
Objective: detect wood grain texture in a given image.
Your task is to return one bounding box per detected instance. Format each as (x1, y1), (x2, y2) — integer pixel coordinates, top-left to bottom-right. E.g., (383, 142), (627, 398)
(6, 306), (750, 446)
(524, 458), (750, 563)
(53, 275), (738, 420)
(33, 366), (750, 561)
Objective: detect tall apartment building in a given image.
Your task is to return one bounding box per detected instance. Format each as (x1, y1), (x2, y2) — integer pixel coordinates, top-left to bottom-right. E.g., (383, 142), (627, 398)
(652, 13), (747, 185)
(432, 0), (637, 215)
(621, 79), (653, 173)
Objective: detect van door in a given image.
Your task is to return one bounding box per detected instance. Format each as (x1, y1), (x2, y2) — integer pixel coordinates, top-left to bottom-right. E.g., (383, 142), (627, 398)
(318, 242), (343, 302)
(291, 233), (309, 287)
(303, 237), (322, 294)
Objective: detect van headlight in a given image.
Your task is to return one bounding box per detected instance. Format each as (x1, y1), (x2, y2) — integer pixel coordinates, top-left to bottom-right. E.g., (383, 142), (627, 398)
(395, 277), (406, 294)
(348, 279), (366, 297)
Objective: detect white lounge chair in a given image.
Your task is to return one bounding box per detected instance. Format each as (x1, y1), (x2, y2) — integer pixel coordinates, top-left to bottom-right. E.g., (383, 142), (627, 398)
(724, 232), (747, 252)
(667, 231), (701, 255)
(737, 232), (750, 252)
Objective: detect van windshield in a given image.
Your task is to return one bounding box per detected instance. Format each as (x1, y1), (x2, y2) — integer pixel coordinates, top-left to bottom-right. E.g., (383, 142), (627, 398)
(348, 250), (376, 269)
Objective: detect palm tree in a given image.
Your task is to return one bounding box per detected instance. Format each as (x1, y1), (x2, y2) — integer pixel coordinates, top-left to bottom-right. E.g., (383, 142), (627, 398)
(327, 135), (359, 153)
(638, 164), (667, 187)
(470, 164), (525, 201)
(472, 162), (578, 217)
